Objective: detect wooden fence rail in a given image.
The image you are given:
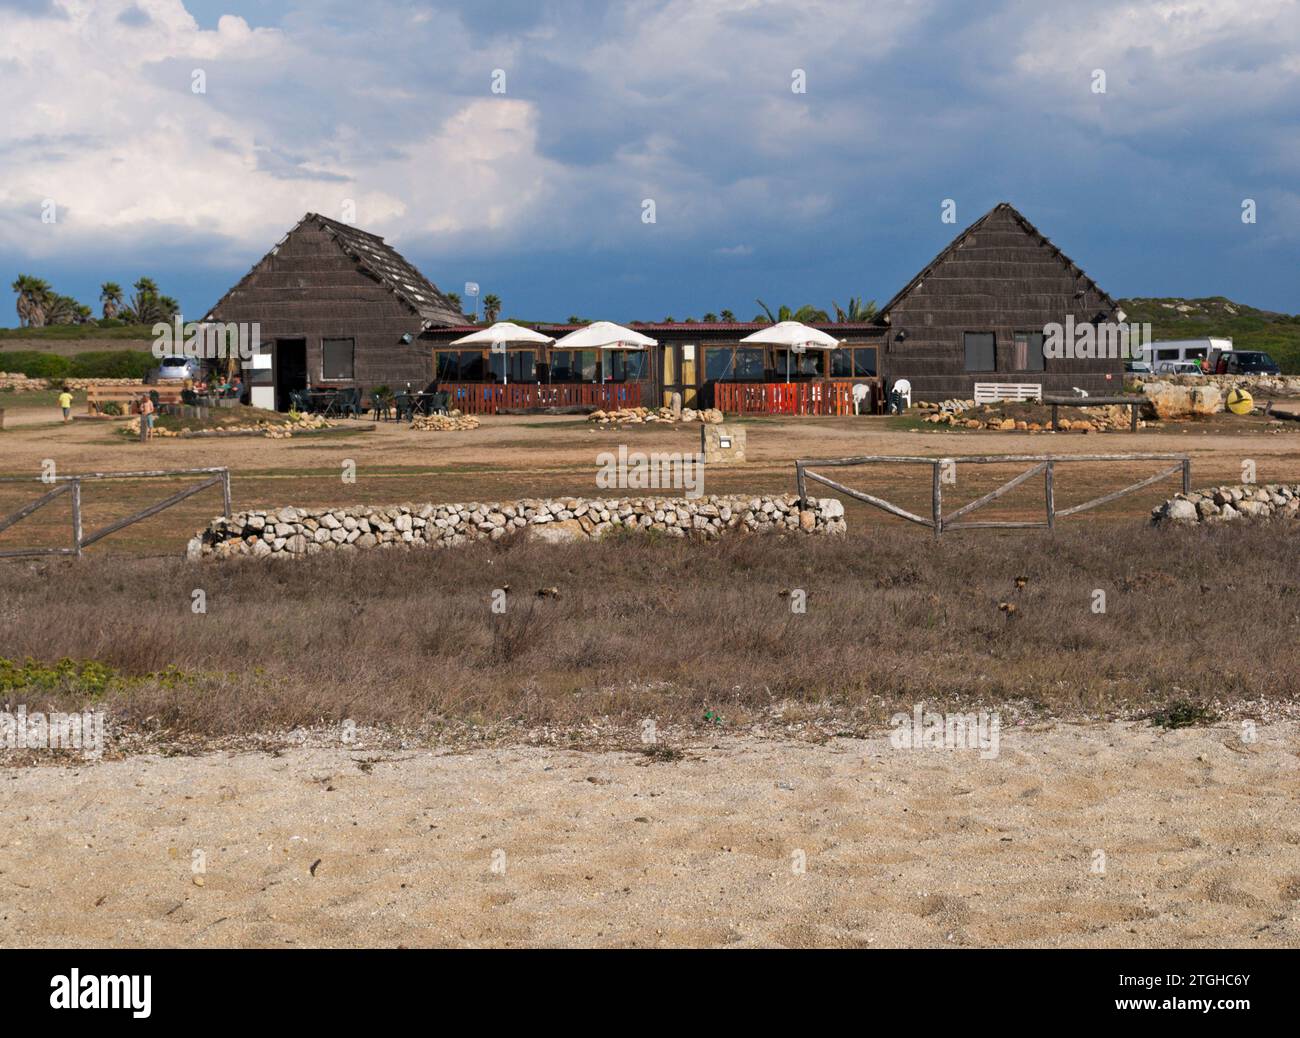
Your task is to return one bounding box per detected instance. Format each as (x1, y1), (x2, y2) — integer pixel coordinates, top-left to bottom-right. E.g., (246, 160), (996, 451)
(714, 380), (873, 416)
(0, 467), (231, 559)
(794, 453), (1191, 536)
(441, 382), (644, 415)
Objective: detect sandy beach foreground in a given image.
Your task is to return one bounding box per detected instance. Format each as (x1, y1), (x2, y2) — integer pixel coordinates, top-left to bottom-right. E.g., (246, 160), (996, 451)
(3, 721), (1298, 948)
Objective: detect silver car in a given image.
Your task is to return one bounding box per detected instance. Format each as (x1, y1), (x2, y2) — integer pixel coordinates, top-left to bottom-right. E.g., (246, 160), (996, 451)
(145, 356), (204, 384)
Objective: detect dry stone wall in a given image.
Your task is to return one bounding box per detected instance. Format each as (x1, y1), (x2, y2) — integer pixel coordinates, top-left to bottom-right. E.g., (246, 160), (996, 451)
(189, 493), (847, 560)
(1152, 483), (1300, 525)
(0, 374), (143, 391)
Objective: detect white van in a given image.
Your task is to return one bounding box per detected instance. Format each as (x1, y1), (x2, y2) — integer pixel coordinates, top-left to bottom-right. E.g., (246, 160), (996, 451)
(1140, 337), (1232, 369)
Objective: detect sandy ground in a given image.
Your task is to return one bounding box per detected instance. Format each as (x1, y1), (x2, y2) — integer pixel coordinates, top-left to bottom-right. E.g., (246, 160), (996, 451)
(3, 722), (1298, 948)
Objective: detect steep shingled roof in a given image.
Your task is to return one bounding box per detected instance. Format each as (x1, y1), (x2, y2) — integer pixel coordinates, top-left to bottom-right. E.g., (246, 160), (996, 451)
(876, 202), (1118, 320)
(205, 212), (463, 326)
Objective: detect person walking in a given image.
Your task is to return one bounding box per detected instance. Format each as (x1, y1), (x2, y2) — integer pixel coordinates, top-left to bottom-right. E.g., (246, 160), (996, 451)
(57, 387), (73, 423)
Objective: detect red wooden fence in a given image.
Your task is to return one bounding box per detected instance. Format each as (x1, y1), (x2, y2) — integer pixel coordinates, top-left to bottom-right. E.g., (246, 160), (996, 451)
(443, 382), (644, 415)
(713, 380), (870, 416)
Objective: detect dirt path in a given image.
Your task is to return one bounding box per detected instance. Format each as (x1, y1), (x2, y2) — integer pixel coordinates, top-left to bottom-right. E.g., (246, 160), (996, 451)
(3, 722), (1297, 948)
(3, 410), (1299, 554)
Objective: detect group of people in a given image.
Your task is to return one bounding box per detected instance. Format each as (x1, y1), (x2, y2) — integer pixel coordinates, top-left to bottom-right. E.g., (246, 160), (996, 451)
(53, 370), (247, 442)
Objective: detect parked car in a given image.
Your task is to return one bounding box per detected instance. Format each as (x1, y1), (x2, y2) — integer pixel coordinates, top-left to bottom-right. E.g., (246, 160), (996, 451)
(1219, 351), (1281, 376)
(1155, 360), (1204, 377)
(145, 356), (204, 384)
(1124, 360), (1153, 375)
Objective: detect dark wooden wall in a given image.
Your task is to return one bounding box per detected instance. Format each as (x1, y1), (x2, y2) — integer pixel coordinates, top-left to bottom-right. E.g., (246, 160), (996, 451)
(880, 207), (1123, 399)
(211, 221), (432, 392)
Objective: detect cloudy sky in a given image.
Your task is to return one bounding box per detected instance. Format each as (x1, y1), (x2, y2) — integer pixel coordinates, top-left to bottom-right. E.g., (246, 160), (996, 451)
(2, 0), (1297, 323)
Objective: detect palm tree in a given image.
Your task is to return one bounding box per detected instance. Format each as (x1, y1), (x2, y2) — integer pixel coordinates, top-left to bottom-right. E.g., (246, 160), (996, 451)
(445, 291), (462, 312)
(832, 296), (878, 322)
(482, 293), (501, 323)
(124, 277), (177, 323)
(11, 275), (52, 327)
(100, 282), (123, 320)
(755, 300), (829, 324)
(702, 312), (718, 322)
(43, 293), (83, 325)
(719, 309), (736, 322)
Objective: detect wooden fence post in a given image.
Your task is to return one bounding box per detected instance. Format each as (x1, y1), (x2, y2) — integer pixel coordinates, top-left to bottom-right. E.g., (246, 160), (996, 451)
(931, 461), (942, 536)
(72, 479), (83, 557)
(1044, 461), (1055, 530)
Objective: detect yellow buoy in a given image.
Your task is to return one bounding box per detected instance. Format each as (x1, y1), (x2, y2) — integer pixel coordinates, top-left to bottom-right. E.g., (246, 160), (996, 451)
(1226, 387), (1254, 415)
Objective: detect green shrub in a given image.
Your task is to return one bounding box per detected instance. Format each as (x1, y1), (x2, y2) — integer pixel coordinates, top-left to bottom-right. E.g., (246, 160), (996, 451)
(0, 351), (72, 378)
(68, 350), (156, 379)
(101, 401), (123, 416)
(0, 656), (121, 698)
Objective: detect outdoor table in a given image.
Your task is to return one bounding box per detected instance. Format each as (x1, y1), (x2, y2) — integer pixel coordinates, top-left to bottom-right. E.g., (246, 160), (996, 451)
(303, 390), (341, 415)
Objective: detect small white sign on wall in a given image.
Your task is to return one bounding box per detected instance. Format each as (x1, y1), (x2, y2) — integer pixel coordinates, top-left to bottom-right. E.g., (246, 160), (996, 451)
(682, 344), (695, 361)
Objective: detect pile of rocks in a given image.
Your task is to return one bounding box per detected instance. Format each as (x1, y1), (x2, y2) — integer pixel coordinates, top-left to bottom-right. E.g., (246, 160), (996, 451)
(921, 402), (1144, 432)
(410, 412), (479, 431)
(914, 398), (976, 414)
(588, 406), (724, 426)
(124, 411), (334, 438)
(1151, 483), (1300, 525)
(188, 493), (847, 560)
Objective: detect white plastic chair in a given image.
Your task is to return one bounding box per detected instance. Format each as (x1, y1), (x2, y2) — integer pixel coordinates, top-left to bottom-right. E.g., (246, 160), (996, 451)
(852, 383), (870, 415)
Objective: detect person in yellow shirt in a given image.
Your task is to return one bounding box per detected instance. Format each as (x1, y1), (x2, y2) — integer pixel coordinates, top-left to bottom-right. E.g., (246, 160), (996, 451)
(57, 388), (74, 423)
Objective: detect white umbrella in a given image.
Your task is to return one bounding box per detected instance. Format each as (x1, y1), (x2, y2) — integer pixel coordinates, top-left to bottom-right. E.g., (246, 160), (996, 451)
(740, 321), (842, 383)
(553, 322), (657, 383)
(451, 321), (554, 385)
(552, 321), (658, 351)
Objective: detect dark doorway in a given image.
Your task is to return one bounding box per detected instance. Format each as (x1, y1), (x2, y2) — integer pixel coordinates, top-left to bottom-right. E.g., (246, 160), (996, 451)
(274, 338), (307, 411)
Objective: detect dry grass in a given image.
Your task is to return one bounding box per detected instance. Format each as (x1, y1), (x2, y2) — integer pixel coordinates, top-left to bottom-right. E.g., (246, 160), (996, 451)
(2, 522), (1298, 740)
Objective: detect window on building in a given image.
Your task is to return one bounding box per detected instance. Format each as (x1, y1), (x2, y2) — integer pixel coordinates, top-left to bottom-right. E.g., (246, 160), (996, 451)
(549, 350), (598, 381)
(704, 346), (734, 381)
(831, 346), (879, 378)
(964, 332), (996, 372)
(487, 350), (537, 383)
(734, 347), (765, 379)
(458, 350), (485, 381)
(704, 346), (767, 381)
(606, 351), (650, 381)
(794, 349), (825, 377)
(321, 338), (355, 380)
(1013, 332), (1045, 372)
(435, 350), (459, 380)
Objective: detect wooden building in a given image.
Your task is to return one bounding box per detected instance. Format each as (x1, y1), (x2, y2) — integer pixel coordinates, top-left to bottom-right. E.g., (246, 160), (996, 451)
(422, 203), (1121, 413)
(209, 203), (1120, 413)
(203, 213), (462, 409)
(872, 203), (1122, 400)
(421, 319), (884, 414)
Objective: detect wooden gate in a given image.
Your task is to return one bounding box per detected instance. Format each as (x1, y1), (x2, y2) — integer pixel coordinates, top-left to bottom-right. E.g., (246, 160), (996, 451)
(0, 467), (231, 558)
(794, 453), (1191, 535)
